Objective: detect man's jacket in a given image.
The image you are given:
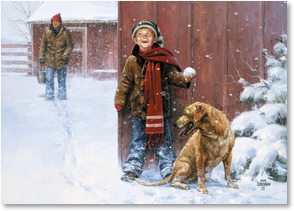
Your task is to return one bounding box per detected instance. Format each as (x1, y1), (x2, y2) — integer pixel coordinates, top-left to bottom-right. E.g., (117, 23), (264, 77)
(39, 25), (74, 69)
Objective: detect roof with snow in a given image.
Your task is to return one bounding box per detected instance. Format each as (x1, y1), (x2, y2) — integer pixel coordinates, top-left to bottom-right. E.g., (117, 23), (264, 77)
(27, 1), (117, 23)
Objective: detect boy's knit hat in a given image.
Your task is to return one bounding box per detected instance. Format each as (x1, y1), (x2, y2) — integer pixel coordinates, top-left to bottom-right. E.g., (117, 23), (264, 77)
(131, 20), (163, 47)
(51, 13), (62, 23)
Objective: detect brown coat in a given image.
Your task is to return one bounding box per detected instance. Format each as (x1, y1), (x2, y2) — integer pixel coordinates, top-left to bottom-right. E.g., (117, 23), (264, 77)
(115, 44), (190, 120)
(39, 25), (74, 69)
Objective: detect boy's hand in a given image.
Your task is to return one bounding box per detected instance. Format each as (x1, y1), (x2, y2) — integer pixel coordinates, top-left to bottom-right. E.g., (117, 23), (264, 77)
(184, 67), (196, 83)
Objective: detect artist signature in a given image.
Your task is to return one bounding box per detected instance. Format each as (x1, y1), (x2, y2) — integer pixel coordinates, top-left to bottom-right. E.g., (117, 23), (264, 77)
(256, 179), (271, 190)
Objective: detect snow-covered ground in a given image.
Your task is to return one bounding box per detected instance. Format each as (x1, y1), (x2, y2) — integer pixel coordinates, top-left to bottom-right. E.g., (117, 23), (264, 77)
(1, 73), (287, 205)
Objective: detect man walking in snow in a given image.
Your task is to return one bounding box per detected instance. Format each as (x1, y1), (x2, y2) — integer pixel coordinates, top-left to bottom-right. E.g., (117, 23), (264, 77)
(39, 13), (74, 100)
(115, 20), (196, 182)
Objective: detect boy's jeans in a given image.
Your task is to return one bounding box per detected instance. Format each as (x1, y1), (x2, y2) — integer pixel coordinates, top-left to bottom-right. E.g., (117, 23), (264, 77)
(122, 117), (176, 179)
(46, 66), (67, 99)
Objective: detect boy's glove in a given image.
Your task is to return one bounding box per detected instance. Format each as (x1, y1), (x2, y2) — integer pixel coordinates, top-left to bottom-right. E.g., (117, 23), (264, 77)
(184, 67), (197, 83)
(115, 104), (123, 112)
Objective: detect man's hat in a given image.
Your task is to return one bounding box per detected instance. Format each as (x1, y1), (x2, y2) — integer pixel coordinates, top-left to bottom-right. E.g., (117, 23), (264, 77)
(51, 13), (62, 23)
(131, 20), (163, 47)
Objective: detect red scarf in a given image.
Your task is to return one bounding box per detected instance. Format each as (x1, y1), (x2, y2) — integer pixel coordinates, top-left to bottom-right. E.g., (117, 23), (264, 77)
(139, 47), (181, 148)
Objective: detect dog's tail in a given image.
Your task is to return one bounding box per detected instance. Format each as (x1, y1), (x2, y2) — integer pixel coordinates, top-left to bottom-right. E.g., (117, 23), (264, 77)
(135, 174), (173, 186)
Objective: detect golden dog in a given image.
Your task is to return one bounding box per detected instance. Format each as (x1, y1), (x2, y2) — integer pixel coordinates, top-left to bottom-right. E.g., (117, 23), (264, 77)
(136, 102), (239, 194)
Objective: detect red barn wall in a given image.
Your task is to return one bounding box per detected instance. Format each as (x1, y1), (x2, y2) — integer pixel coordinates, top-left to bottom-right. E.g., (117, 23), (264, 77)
(117, 1), (287, 168)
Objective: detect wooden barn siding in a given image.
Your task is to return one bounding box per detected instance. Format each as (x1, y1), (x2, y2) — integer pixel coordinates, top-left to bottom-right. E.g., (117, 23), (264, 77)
(117, 1), (287, 168)
(31, 22), (117, 76)
(87, 22), (118, 73)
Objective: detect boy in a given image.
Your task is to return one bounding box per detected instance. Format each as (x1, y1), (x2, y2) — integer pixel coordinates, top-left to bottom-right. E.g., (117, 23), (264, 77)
(115, 20), (196, 182)
(39, 13), (74, 100)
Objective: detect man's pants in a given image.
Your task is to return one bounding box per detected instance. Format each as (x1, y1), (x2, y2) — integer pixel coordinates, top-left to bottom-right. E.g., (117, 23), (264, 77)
(122, 117), (176, 179)
(46, 66), (67, 99)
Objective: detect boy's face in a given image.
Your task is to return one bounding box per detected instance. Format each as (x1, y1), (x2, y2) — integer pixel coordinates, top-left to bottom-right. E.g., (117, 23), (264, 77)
(134, 28), (157, 52)
(52, 20), (61, 29)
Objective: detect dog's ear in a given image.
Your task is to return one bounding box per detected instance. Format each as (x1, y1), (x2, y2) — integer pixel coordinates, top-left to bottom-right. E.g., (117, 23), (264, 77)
(207, 107), (228, 134)
(194, 104), (206, 122)
(212, 117), (226, 134)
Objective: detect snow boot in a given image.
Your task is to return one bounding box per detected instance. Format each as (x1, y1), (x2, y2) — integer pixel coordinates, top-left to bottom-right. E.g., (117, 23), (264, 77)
(45, 96), (55, 101)
(121, 172), (138, 183)
(58, 96), (67, 100)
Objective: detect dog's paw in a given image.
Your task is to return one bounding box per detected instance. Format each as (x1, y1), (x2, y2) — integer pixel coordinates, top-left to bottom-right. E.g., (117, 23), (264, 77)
(227, 182), (239, 189)
(171, 182), (190, 190)
(197, 184), (209, 194)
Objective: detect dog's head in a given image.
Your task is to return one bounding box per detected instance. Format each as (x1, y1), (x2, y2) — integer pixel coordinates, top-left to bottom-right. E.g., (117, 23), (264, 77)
(174, 102), (228, 136)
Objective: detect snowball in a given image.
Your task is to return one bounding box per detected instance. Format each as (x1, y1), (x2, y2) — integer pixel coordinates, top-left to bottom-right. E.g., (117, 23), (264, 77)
(183, 67), (196, 77)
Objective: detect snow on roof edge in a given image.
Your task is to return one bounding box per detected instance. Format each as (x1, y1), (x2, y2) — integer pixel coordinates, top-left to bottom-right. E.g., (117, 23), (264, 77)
(27, 1), (118, 23)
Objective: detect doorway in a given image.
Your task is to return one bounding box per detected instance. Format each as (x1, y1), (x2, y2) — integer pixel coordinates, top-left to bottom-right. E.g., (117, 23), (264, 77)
(67, 27), (87, 76)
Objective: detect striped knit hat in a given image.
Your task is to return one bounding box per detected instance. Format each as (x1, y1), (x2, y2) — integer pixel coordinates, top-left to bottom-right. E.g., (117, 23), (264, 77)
(131, 20), (164, 47)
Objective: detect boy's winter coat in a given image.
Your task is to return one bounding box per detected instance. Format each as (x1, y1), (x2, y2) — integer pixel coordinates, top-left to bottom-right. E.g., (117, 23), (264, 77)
(115, 44), (190, 120)
(39, 25), (74, 69)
